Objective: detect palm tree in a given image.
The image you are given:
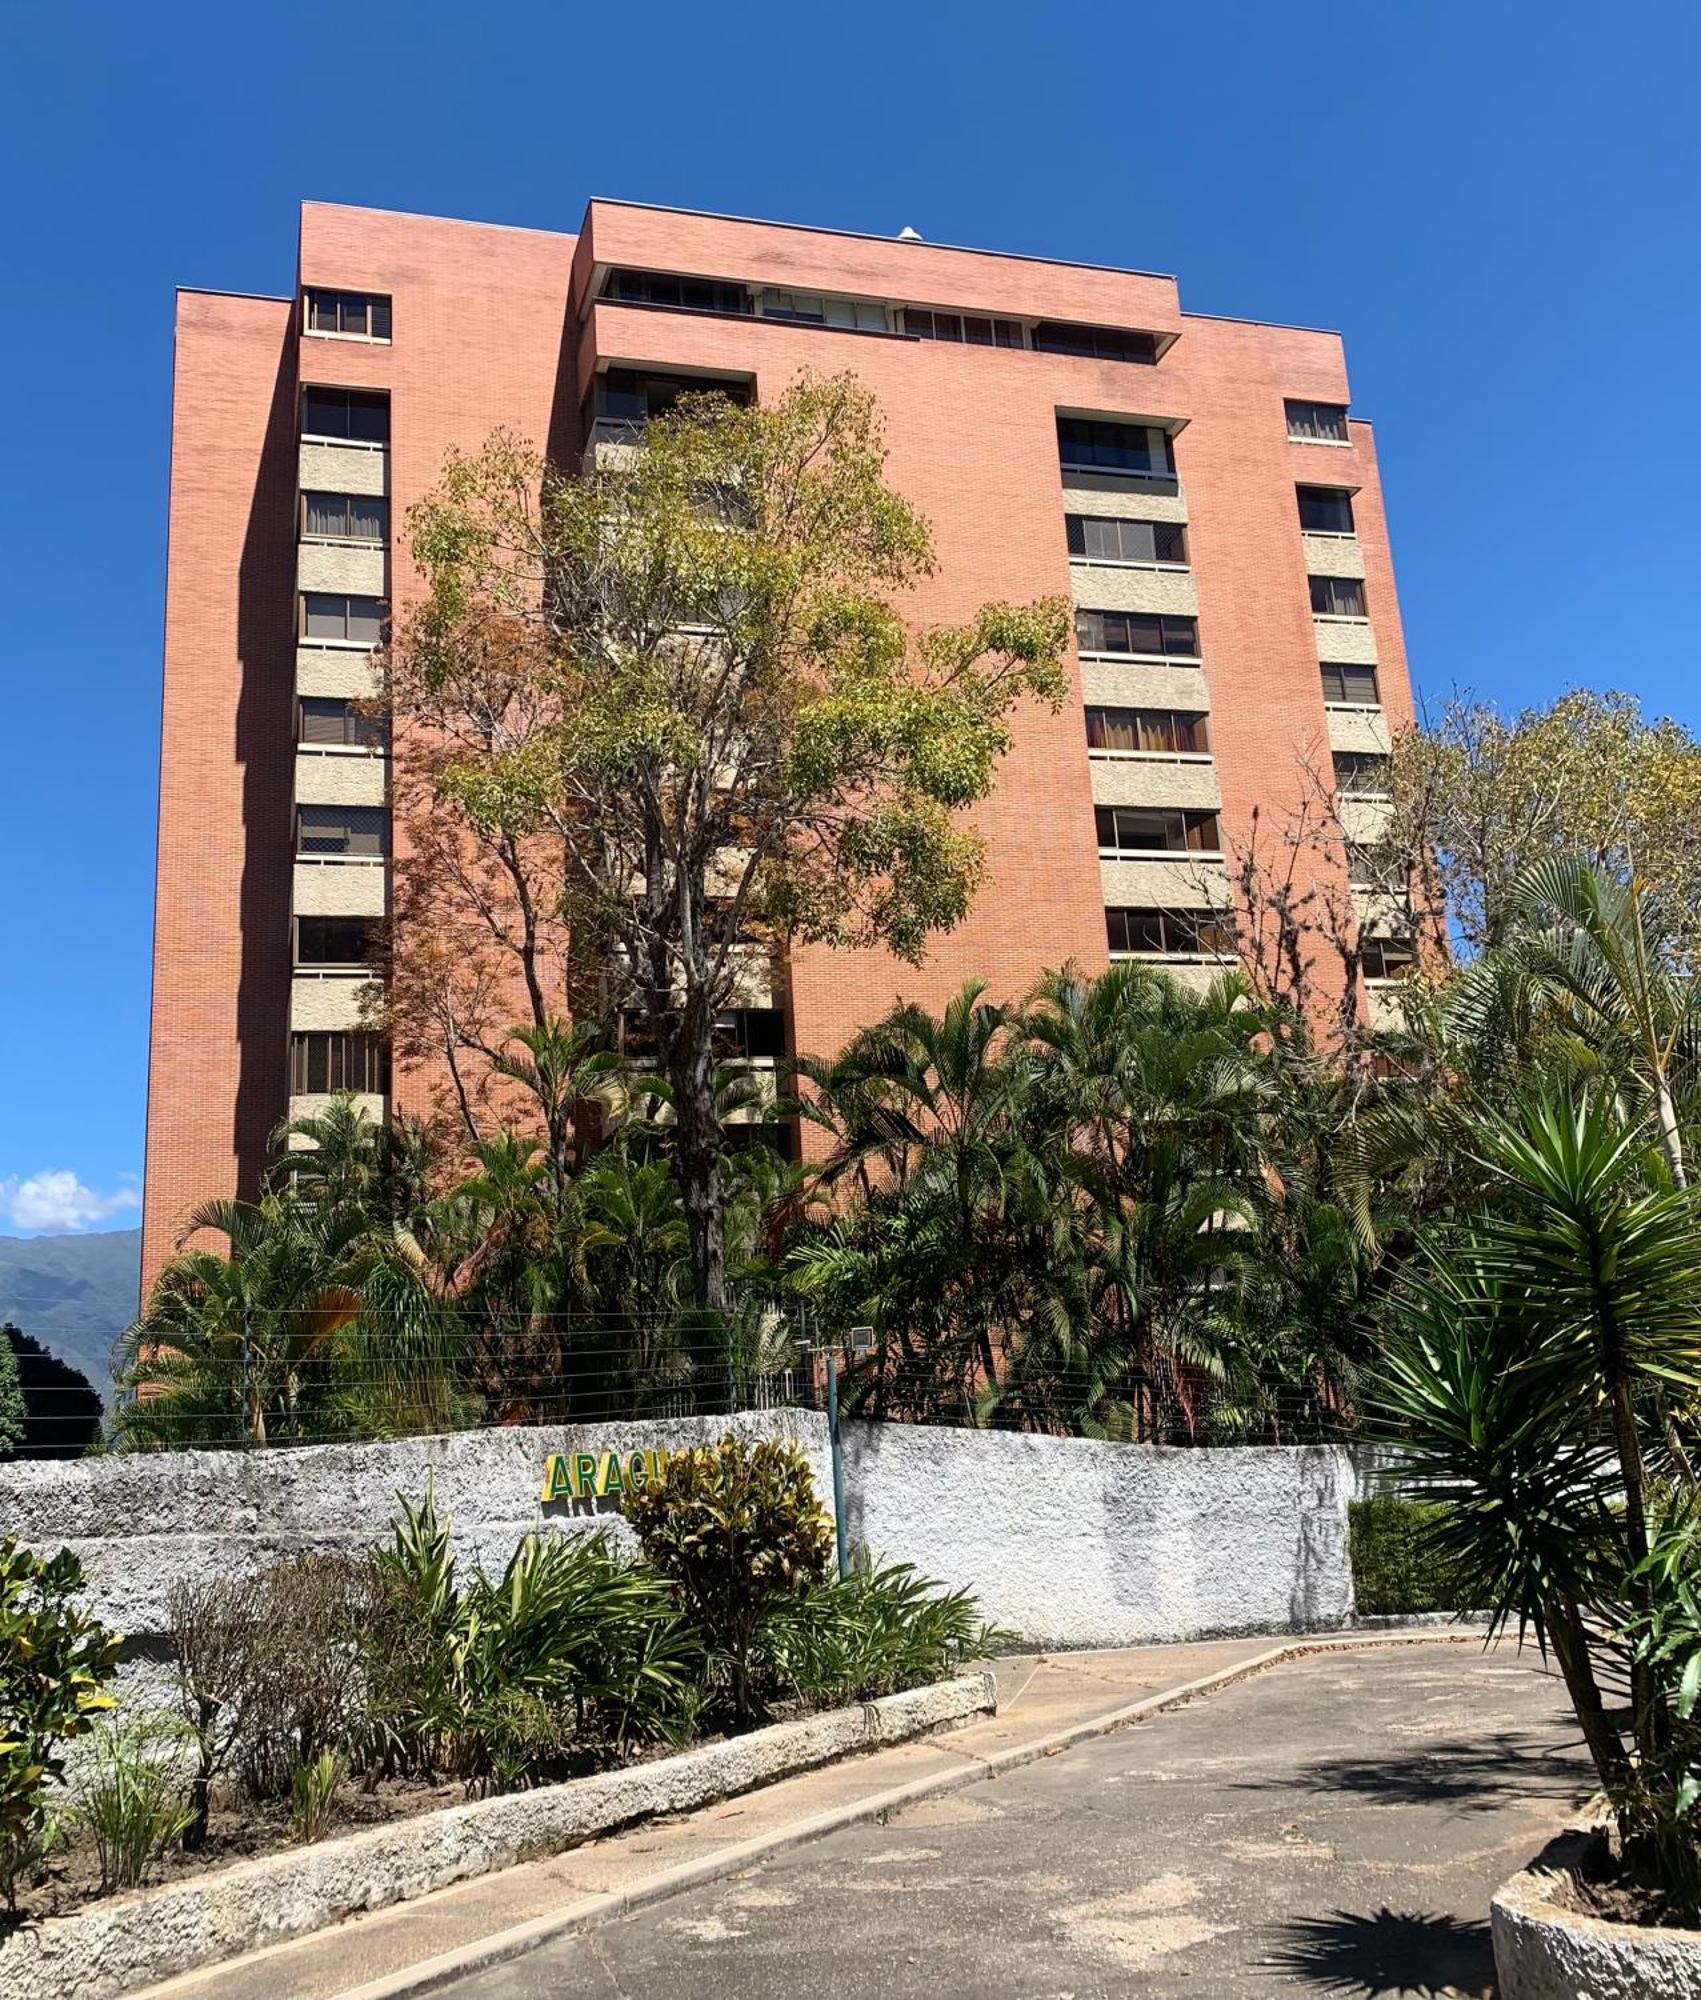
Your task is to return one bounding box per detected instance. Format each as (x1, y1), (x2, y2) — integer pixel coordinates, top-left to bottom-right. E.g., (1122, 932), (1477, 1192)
(117, 1196), (365, 1446)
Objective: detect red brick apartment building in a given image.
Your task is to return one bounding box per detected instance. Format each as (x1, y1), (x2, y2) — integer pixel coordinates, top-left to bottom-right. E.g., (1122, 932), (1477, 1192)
(142, 198), (1415, 1287)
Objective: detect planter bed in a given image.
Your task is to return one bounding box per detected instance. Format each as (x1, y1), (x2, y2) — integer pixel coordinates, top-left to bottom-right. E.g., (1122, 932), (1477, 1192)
(1492, 1828), (1701, 1999)
(0, 1670), (994, 2000)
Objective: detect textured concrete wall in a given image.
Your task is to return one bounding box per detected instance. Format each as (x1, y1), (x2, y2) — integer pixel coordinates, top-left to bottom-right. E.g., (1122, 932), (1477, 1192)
(0, 1416), (1354, 1649)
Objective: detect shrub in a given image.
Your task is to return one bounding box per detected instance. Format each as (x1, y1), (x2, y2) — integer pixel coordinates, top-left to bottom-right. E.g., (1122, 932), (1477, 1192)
(362, 1488), (700, 1796)
(289, 1749), (342, 1844)
(166, 1573), (267, 1846)
(1348, 1496), (1477, 1617)
(0, 1539), (122, 1911)
(238, 1555), (372, 1800)
(759, 1559), (1005, 1705)
(628, 1434), (833, 1722)
(74, 1716), (196, 1894)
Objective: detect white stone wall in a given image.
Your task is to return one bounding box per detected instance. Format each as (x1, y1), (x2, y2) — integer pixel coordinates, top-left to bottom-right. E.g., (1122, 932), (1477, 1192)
(0, 1413), (1356, 1650)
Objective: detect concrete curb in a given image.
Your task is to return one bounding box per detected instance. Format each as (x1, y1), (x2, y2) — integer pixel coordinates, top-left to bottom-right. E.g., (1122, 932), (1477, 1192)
(319, 1628), (1489, 2000)
(0, 1674), (994, 2000)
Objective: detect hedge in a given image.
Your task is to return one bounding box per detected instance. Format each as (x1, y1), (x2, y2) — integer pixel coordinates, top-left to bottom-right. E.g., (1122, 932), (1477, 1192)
(1348, 1495), (1477, 1617)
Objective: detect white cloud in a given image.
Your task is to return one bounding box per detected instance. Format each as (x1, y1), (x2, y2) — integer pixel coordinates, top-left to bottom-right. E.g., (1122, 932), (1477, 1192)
(0, 1171), (142, 1234)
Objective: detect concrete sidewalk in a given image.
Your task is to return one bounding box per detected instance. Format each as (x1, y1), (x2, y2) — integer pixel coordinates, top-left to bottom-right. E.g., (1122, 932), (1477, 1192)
(140, 1630), (1484, 2000)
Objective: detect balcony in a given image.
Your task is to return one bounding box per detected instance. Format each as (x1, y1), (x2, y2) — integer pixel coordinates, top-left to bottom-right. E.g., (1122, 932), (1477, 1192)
(1325, 707), (1392, 757)
(1077, 659), (1209, 710)
(292, 858), (387, 918)
(297, 645), (382, 700)
(1100, 856), (1232, 911)
(297, 541), (386, 597)
(1089, 759), (1220, 811)
(1300, 533), (1365, 580)
(288, 1092), (386, 1131)
(1314, 618), (1379, 666)
(298, 438), (387, 496)
(294, 748), (387, 809)
(289, 972), (378, 1033)
(1069, 565), (1197, 620)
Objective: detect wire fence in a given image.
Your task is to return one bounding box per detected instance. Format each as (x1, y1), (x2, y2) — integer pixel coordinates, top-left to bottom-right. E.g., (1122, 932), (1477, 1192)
(1, 1306), (1368, 1459)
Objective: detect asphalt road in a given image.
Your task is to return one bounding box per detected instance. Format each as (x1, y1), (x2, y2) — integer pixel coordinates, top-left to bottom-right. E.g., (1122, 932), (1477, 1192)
(441, 1646), (1590, 2000)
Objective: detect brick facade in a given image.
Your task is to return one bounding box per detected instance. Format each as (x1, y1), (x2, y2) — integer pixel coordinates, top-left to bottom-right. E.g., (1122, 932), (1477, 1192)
(143, 200), (1414, 1288)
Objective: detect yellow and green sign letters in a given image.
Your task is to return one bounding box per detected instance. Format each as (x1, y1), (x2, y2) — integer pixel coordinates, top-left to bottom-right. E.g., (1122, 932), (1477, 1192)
(540, 1447), (669, 1505)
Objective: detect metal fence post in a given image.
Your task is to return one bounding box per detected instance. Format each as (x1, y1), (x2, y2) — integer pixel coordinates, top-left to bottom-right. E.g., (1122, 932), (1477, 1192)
(827, 1354), (849, 1581)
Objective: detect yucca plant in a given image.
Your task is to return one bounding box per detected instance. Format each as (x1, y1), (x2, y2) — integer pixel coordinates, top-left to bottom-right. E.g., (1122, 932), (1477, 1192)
(1373, 1089), (1701, 1908)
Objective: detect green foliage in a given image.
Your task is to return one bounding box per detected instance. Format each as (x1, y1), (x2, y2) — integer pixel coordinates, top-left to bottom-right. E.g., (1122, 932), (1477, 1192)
(758, 1560), (1007, 1704)
(629, 1435), (832, 1721)
(363, 1485), (699, 1793)
(0, 1539), (122, 1910)
(0, 1334), (24, 1459)
(1347, 1498), (1476, 1617)
(1614, 1514), (1701, 1919)
(73, 1716), (196, 1895)
(289, 1749), (342, 1845)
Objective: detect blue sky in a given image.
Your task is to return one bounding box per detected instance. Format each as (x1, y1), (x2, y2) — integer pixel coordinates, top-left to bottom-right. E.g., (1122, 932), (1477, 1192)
(1, 0), (1696, 1233)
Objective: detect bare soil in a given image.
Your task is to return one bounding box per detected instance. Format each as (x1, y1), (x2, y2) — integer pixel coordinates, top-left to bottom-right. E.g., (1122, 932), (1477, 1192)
(1553, 1836), (1700, 1933)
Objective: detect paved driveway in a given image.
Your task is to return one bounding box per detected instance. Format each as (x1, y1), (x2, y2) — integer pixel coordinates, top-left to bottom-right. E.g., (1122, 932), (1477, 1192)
(442, 1646), (1589, 1999)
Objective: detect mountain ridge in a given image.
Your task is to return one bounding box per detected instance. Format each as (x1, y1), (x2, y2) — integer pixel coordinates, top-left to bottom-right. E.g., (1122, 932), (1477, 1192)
(0, 1228), (141, 1401)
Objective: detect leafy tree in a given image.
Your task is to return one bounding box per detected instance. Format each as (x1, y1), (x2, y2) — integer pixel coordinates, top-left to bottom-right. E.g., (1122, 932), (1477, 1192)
(0, 1328), (24, 1458)
(1388, 687), (1701, 958)
(388, 373), (1069, 1308)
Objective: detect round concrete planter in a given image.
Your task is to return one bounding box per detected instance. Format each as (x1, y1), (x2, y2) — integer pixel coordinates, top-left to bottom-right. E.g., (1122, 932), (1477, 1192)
(1492, 1831), (1701, 1999)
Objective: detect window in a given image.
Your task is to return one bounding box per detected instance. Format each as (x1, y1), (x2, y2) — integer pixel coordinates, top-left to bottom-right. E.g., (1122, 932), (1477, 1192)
(304, 289), (392, 340)
(1347, 842), (1399, 887)
(301, 593), (386, 644)
(301, 387), (389, 444)
(605, 268), (751, 316)
(297, 696), (387, 749)
(591, 368), (751, 436)
(1032, 321), (1159, 365)
(301, 492), (388, 543)
(295, 804), (389, 857)
(289, 1031), (389, 1095)
(902, 307), (1024, 347)
(1085, 707), (1210, 755)
(295, 916), (379, 967)
(1285, 399), (1350, 443)
(1066, 515), (1187, 565)
(1332, 750), (1390, 796)
(1058, 416), (1176, 478)
(711, 1008), (787, 1061)
(1310, 574), (1368, 618)
(1096, 806), (1222, 855)
(1297, 485), (1356, 535)
(757, 289), (889, 332)
(1361, 937), (1417, 981)
(1076, 609), (1199, 658)
(1320, 662), (1380, 706)
(1106, 906), (1235, 956)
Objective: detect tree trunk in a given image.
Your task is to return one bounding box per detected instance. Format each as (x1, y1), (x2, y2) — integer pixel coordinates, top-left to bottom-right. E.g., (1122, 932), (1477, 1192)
(1656, 1078), (1686, 1188)
(1549, 1598), (1632, 1799)
(671, 1022), (727, 1313)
